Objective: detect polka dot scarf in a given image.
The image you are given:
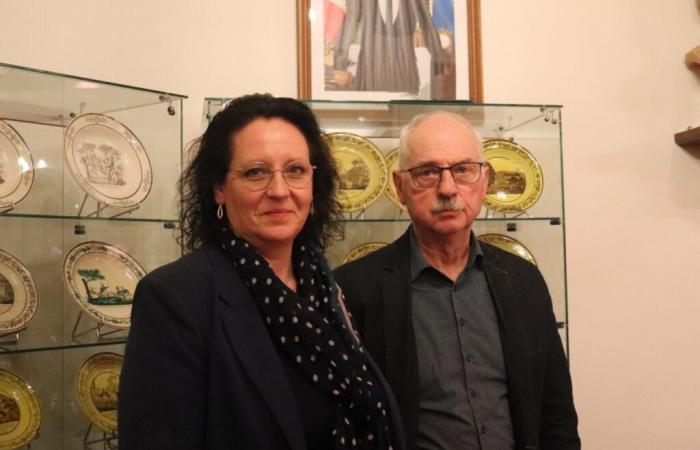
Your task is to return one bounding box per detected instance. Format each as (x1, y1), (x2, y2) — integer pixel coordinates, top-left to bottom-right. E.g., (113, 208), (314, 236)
(218, 227), (393, 450)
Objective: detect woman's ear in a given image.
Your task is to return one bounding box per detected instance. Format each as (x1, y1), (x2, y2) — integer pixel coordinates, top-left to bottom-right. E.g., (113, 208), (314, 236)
(213, 185), (225, 205)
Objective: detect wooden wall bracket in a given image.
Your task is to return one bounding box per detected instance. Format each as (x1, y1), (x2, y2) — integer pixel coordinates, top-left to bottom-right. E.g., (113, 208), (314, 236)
(675, 126), (700, 147)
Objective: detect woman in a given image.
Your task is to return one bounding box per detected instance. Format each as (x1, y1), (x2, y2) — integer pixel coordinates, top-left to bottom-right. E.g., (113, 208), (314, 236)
(119, 94), (404, 450)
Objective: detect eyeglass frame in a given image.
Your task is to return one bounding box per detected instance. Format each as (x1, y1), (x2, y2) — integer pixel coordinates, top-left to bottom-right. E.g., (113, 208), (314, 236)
(398, 161), (487, 189)
(228, 161), (317, 191)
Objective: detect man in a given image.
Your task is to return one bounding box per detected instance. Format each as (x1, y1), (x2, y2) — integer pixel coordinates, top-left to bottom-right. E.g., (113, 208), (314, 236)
(334, 112), (580, 450)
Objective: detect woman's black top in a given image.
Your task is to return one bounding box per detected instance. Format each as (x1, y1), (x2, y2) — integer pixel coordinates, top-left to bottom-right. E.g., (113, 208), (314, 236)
(276, 344), (336, 449)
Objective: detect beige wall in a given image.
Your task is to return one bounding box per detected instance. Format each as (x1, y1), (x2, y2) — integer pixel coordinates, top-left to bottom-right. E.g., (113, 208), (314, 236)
(483, 1), (700, 449)
(2, 1), (699, 448)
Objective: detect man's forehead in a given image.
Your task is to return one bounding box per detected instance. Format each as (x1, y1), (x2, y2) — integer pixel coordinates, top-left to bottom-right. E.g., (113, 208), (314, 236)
(405, 119), (480, 162)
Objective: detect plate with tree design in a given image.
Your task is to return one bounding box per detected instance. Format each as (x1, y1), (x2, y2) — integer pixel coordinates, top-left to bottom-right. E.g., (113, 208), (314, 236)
(63, 241), (145, 329)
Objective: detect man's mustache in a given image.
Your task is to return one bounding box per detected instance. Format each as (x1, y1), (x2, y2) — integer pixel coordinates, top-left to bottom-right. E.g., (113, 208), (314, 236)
(431, 198), (465, 213)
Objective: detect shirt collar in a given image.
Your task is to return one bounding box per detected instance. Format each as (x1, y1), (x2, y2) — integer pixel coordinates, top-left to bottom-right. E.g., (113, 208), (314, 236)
(409, 227), (483, 282)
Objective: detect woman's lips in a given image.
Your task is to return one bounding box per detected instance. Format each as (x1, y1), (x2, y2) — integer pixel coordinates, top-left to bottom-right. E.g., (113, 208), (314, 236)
(263, 209), (294, 217)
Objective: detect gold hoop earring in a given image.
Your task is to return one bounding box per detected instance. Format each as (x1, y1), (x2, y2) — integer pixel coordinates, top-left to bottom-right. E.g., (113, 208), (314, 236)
(216, 203), (224, 219)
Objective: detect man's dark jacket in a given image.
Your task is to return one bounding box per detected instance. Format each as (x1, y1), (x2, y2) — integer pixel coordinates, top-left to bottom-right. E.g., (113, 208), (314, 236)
(334, 229), (580, 450)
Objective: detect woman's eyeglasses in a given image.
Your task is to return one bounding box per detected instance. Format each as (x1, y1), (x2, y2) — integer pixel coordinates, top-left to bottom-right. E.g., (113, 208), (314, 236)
(229, 162), (316, 191)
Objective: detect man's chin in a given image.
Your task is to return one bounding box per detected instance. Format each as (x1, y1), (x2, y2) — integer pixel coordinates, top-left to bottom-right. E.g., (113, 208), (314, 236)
(426, 219), (472, 237)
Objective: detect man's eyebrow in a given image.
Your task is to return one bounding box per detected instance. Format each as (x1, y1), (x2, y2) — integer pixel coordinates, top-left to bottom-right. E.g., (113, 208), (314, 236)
(410, 158), (475, 167)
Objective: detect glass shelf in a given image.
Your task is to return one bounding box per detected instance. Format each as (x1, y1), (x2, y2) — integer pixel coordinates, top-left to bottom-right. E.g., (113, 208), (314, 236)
(204, 98), (562, 136)
(0, 212), (179, 224)
(0, 338), (126, 355)
(0, 62), (186, 127)
(336, 216), (562, 224)
(0, 211), (179, 224)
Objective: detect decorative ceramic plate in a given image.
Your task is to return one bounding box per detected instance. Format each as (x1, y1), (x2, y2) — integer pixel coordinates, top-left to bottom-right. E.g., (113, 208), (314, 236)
(0, 119), (34, 210)
(64, 114), (152, 209)
(0, 369), (41, 449)
(326, 133), (388, 213)
(76, 352), (122, 434)
(383, 148), (405, 210)
(0, 249), (38, 333)
(482, 139), (543, 213)
(341, 242), (388, 264)
(63, 241), (146, 329)
(477, 233), (537, 266)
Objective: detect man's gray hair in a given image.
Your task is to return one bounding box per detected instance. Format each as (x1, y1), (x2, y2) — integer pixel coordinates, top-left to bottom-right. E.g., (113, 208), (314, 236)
(397, 111), (483, 169)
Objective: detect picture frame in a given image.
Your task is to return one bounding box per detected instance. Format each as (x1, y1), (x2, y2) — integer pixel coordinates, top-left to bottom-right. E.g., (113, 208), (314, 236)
(297, 0), (483, 102)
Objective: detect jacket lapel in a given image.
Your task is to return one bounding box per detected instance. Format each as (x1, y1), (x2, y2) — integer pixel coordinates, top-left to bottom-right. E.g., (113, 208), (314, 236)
(379, 231), (420, 444)
(207, 248), (305, 450)
(482, 246), (536, 447)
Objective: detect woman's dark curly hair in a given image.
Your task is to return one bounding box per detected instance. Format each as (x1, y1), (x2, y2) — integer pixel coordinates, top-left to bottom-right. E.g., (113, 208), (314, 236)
(179, 94), (343, 252)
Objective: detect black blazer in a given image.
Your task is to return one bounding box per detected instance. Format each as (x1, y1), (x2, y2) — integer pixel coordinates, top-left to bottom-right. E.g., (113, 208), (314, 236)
(119, 246), (406, 450)
(334, 229), (580, 450)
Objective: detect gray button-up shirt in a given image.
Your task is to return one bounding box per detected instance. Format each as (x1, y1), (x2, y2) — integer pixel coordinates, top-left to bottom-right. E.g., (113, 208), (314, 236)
(410, 230), (514, 450)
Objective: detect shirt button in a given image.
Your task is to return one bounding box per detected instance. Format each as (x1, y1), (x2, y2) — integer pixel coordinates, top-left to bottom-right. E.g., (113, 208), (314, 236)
(465, 354), (473, 362)
(469, 389), (477, 398)
(481, 425), (487, 434)
(458, 318), (466, 326)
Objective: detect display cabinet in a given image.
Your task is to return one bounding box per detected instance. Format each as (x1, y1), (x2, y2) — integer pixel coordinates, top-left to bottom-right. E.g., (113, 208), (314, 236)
(0, 63), (185, 449)
(204, 99), (570, 357)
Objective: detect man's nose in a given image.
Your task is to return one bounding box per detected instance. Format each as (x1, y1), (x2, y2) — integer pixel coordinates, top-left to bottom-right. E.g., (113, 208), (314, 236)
(436, 168), (458, 196)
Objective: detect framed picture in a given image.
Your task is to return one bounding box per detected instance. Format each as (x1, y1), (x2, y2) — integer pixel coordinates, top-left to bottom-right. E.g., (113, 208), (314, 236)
(297, 0), (483, 102)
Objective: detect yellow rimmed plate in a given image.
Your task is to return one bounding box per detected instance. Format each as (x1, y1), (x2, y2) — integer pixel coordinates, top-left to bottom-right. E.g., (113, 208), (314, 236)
(0, 119), (34, 210)
(477, 234), (537, 266)
(63, 241), (146, 329)
(0, 369), (41, 449)
(483, 139), (543, 213)
(326, 133), (388, 213)
(76, 352), (122, 434)
(383, 148), (405, 210)
(342, 242), (388, 264)
(64, 113), (152, 209)
(0, 249), (38, 333)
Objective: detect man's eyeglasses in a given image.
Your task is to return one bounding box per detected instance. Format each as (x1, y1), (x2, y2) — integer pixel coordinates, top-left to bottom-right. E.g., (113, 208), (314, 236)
(229, 162), (316, 191)
(399, 162), (485, 188)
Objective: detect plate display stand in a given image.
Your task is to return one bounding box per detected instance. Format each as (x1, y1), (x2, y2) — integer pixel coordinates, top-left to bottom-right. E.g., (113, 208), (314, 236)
(0, 328), (24, 349)
(69, 312), (125, 342)
(82, 423), (117, 450)
(0, 62), (186, 449)
(484, 209), (531, 219)
(75, 194), (142, 220)
(204, 99), (570, 356)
